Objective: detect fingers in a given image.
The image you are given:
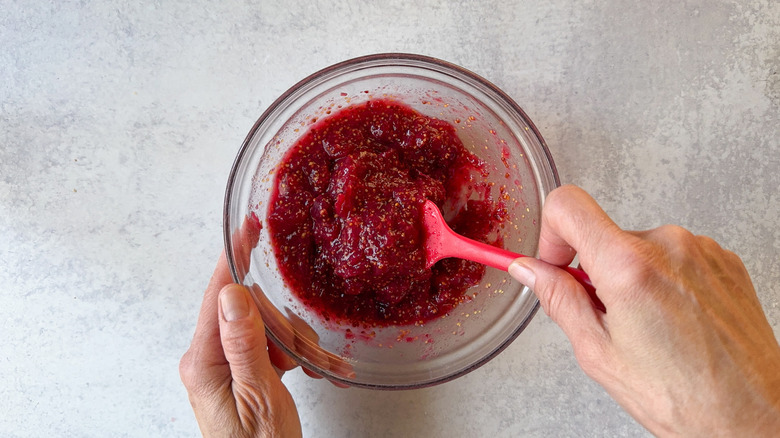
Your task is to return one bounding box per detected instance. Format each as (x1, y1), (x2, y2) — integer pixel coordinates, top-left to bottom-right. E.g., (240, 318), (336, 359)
(218, 284), (279, 391)
(180, 253), (233, 384)
(267, 340), (299, 372)
(231, 212), (263, 284)
(510, 185), (631, 343)
(220, 287), (351, 388)
(536, 221), (579, 266)
(509, 257), (605, 343)
(539, 185), (625, 267)
(539, 185), (644, 304)
(285, 311), (355, 385)
(185, 208), (263, 374)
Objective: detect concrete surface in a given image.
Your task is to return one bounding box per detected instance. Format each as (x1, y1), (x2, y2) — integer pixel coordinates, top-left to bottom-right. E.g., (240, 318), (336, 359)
(1, 1), (778, 436)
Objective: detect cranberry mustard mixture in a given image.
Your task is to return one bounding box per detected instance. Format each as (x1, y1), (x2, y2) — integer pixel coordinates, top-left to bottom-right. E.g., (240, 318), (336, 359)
(268, 99), (504, 327)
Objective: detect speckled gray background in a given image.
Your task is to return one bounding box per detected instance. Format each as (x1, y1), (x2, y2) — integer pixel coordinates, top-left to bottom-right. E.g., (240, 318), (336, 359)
(1, 1), (778, 437)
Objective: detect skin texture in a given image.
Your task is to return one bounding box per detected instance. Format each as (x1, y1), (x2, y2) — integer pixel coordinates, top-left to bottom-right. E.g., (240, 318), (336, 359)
(178, 253), (303, 438)
(181, 184), (780, 437)
(508, 185), (780, 437)
(179, 212), (352, 437)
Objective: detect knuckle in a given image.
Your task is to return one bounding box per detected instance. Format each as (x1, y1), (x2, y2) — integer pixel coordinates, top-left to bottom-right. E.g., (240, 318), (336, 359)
(611, 226), (735, 298)
(178, 350), (201, 391)
(537, 274), (573, 321)
(694, 233), (720, 249)
(613, 238), (663, 285)
(653, 224), (697, 249)
(694, 235), (747, 272)
(721, 247), (744, 266)
(601, 241), (678, 307)
(650, 225), (728, 265)
(544, 184), (571, 208)
(695, 235), (745, 267)
(543, 185), (586, 227)
(223, 326), (255, 353)
(548, 184), (583, 205)
(222, 322), (265, 366)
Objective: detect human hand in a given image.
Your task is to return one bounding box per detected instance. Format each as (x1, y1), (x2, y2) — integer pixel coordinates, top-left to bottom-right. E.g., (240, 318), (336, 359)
(179, 211), (354, 437)
(226, 212), (355, 386)
(508, 185), (780, 436)
(179, 252), (302, 438)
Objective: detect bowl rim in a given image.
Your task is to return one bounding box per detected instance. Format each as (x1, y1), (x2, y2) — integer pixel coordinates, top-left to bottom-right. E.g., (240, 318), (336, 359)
(223, 52), (560, 389)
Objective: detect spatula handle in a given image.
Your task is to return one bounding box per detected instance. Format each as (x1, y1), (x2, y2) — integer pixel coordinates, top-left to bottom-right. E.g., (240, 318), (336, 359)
(448, 231), (605, 312)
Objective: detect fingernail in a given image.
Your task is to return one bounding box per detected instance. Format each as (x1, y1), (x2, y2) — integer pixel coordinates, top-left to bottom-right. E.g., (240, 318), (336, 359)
(508, 259), (536, 289)
(220, 284), (250, 321)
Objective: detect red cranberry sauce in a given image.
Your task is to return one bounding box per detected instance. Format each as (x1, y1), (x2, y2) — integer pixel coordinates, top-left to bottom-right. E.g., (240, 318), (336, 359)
(268, 99), (503, 327)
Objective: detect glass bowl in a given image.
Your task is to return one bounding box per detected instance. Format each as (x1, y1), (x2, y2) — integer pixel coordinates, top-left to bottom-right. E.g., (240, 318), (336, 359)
(224, 53), (559, 389)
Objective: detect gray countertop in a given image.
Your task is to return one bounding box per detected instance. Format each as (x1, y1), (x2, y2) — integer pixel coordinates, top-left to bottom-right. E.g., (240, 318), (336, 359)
(2, 1), (778, 437)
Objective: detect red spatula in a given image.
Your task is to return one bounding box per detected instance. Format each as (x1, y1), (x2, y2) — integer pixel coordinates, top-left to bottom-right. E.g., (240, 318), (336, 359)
(422, 200), (604, 312)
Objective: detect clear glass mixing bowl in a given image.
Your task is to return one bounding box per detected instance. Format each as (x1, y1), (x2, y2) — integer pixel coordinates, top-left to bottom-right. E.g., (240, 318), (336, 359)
(224, 53), (559, 389)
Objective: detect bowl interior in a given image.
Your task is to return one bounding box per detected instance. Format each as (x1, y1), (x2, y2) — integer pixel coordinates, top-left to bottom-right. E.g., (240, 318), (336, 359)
(224, 55), (558, 389)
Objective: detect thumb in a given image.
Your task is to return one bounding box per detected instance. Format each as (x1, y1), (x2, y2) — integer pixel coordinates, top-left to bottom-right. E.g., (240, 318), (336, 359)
(218, 284), (278, 386)
(508, 257), (603, 342)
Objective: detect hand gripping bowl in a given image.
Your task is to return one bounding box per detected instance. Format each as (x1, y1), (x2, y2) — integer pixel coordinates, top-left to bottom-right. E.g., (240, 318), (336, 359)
(224, 53), (560, 389)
